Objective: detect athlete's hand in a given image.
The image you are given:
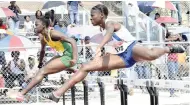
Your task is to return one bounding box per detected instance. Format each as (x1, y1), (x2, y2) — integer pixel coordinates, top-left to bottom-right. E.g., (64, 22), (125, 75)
(95, 47), (102, 57)
(70, 59), (77, 67)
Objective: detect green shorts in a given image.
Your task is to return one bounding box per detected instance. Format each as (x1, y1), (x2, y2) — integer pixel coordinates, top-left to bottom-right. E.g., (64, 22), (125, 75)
(60, 56), (72, 68)
(60, 51), (73, 68)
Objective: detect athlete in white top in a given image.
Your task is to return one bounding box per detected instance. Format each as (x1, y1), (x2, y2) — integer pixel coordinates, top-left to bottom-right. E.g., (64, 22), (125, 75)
(41, 4), (185, 103)
(102, 24), (136, 54)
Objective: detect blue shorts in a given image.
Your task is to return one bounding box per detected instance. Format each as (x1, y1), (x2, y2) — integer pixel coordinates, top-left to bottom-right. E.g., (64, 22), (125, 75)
(117, 41), (137, 68)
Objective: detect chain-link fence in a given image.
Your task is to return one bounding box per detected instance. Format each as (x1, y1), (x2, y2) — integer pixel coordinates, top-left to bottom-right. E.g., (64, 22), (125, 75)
(0, 1), (190, 105)
(0, 41), (189, 104)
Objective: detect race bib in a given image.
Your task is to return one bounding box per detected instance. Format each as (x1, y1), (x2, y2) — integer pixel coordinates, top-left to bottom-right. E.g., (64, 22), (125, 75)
(106, 42), (130, 54)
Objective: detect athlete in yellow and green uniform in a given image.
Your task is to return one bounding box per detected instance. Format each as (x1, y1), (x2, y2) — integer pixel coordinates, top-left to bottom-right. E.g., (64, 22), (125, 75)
(8, 16), (78, 102)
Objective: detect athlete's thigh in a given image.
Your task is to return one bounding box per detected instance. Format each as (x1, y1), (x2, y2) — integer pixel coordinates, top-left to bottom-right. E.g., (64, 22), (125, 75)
(42, 57), (68, 75)
(83, 54), (126, 72)
(132, 44), (151, 61)
(45, 55), (60, 65)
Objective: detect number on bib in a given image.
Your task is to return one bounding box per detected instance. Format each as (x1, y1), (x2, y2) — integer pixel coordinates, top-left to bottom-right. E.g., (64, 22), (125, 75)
(106, 42), (131, 54)
(115, 45), (124, 53)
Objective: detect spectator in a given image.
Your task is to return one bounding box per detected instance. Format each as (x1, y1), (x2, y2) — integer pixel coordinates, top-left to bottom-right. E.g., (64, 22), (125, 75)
(124, 2), (139, 32)
(22, 55), (38, 103)
(0, 18), (7, 30)
(137, 13), (147, 41)
(149, 13), (161, 41)
(135, 62), (151, 79)
(171, 1), (182, 25)
(0, 51), (7, 75)
(160, 23), (170, 41)
(54, 19), (68, 35)
(178, 52), (188, 78)
(7, 51), (26, 87)
(67, 1), (83, 25)
(0, 51), (13, 88)
(44, 11), (54, 27)
(79, 36), (93, 61)
(0, 51), (6, 69)
(178, 36), (188, 78)
(165, 34), (181, 97)
(50, 9), (58, 27)
(35, 10), (43, 20)
(135, 62), (151, 93)
(37, 50), (47, 67)
(154, 13), (160, 20)
(127, 2), (139, 17)
(24, 15), (34, 32)
(37, 51), (48, 82)
(0, 71), (6, 97)
(8, 1), (21, 34)
(34, 10), (43, 37)
(80, 36), (96, 91)
(24, 55), (38, 83)
(0, 51), (6, 88)
(0, 72), (4, 88)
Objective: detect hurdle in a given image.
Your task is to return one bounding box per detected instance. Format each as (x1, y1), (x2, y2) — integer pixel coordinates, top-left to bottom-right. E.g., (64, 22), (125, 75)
(58, 77), (106, 105)
(117, 79), (128, 105)
(146, 81), (159, 105)
(61, 75), (66, 105)
(61, 78), (190, 105)
(13, 76), (189, 105)
(82, 80), (88, 105)
(97, 78), (105, 105)
(2, 77), (190, 105)
(117, 78), (190, 105)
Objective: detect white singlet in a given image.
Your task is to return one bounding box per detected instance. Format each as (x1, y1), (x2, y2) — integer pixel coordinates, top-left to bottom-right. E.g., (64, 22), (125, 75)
(102, 24), (136, 54)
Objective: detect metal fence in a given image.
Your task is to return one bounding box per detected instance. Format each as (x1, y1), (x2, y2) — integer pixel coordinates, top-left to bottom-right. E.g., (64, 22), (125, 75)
(0, 41), (189, 104)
